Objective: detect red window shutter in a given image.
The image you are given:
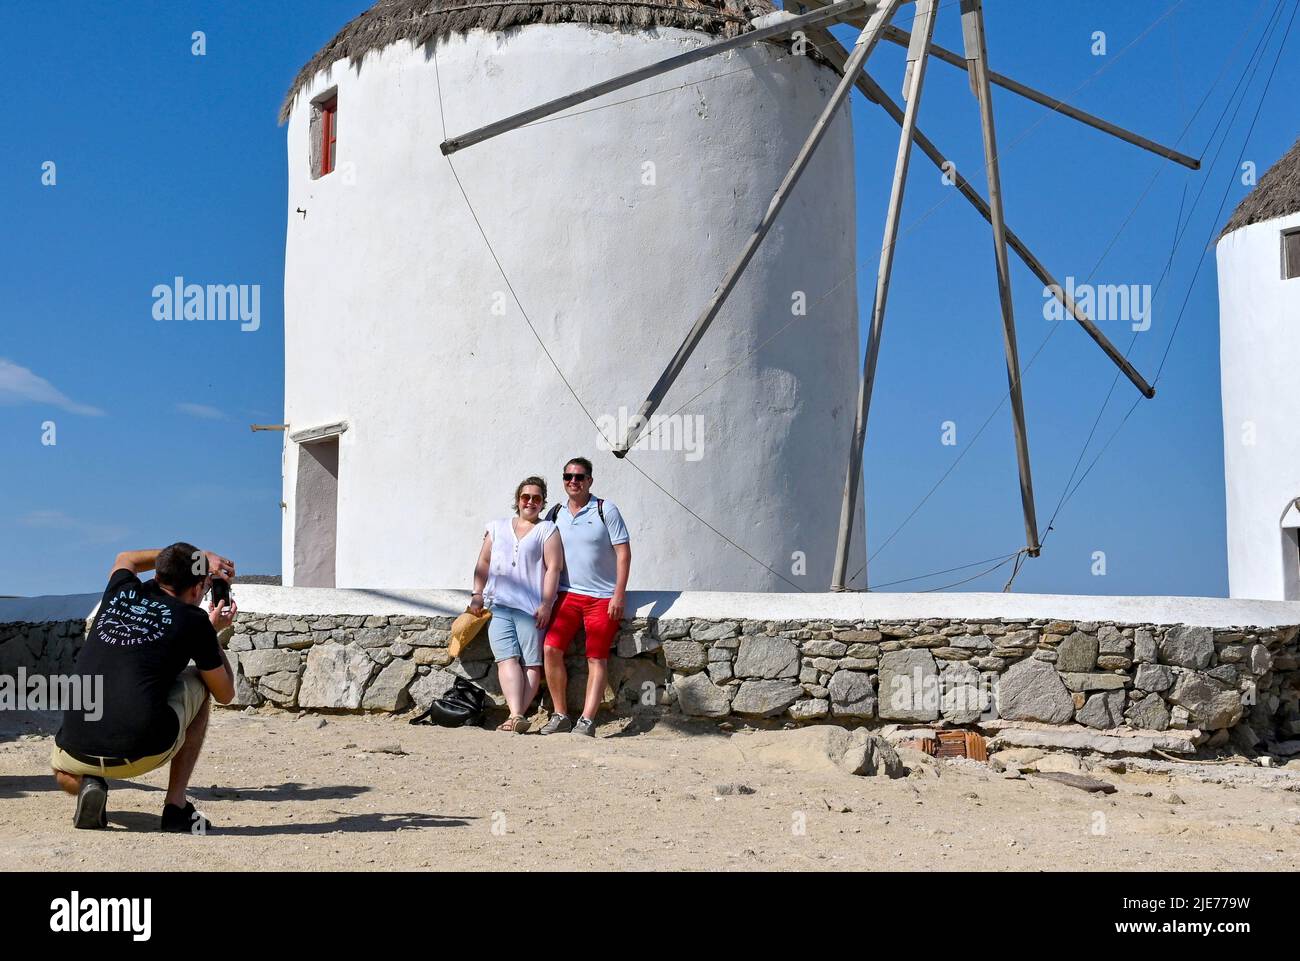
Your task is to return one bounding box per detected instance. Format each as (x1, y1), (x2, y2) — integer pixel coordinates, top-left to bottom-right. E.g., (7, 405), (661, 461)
(320, 98), (337, 177)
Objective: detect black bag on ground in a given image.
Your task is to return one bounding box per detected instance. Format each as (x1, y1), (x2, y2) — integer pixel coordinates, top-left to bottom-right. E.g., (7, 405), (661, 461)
(409, 676), (487, 727)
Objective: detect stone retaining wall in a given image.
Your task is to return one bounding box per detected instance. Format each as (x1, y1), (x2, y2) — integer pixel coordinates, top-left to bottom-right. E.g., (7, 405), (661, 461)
(6, 608), (1299, 752)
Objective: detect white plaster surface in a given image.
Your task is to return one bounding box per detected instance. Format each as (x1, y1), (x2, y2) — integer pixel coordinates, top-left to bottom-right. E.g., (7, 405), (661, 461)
(1217, 211), (1300, 600)
(7, 588), (1300, 630)
(281, 24), (865, 592)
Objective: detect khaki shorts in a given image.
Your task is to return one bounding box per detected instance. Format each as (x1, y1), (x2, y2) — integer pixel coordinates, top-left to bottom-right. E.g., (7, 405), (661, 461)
(50, 667), (210, 780)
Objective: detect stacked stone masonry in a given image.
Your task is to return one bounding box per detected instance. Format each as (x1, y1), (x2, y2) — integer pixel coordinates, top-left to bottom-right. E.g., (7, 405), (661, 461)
(4, 613), (1298, 749)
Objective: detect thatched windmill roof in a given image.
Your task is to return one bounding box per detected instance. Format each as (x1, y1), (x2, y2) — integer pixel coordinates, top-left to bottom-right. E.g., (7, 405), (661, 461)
(1221, 136), (1300, 238)
(280, 0), (777, 122)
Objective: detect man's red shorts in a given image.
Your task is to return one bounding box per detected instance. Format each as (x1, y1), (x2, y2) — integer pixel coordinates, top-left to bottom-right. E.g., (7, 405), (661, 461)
(544, 591), (618, 660)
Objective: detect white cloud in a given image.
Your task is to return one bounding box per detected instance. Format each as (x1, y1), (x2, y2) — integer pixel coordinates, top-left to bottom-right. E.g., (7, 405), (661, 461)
(0, 358), (104, 416)
(175, 402), (226, 420)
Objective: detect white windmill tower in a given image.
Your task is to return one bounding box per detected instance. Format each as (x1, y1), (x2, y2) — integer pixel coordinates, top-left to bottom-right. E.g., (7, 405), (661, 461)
(1216, 137), (1300, 600)
(279, 0), (1190, 591)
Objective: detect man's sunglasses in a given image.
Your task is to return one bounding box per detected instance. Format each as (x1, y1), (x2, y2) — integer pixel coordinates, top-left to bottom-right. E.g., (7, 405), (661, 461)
(563, 473), (588, 482)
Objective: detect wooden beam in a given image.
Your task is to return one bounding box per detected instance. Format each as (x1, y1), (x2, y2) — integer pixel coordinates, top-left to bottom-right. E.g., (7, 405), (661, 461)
(614, 0), (906, 457)
(961, 0), (1040, 557)
(439, 0), (875, 156)
(831, 0), (937, 591)
(881, 24), (1200, 170)
(805, 25), (1155, 398)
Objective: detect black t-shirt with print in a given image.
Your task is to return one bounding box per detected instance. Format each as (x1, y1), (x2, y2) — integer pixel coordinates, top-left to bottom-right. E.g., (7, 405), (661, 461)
(56, 569), (223, 758)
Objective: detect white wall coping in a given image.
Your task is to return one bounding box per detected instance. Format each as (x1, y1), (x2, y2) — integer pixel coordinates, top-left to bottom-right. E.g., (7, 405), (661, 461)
(4, 588), (1300, 630)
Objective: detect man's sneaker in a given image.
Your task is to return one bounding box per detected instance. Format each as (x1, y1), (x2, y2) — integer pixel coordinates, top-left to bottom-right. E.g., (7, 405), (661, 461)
(73, 775), (108, 830)
(572, 717), (597, 737)
(538, 713), (573, 735)
(160, 801), (211, 835)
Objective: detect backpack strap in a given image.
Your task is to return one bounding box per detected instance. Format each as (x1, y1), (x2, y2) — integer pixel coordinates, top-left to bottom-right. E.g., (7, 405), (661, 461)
(545, 503), (561, 523)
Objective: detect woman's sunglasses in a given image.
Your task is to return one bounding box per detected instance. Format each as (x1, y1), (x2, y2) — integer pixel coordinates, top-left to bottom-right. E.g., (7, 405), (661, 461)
(518, 494), (544, 504)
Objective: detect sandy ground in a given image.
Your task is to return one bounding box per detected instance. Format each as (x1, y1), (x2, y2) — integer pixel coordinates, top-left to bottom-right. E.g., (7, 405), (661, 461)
(3, 707), (1299, 872)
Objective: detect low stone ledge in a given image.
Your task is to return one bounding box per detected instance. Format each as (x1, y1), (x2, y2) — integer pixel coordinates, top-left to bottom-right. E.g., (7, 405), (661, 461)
(4, 600), (1299, 755)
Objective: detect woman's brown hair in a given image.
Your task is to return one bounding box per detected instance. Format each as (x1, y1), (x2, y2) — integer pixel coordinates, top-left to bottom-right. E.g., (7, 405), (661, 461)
(512, 476), (548, 514)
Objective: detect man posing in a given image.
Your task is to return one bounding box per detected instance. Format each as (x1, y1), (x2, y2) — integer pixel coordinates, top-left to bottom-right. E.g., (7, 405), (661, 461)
(539, 457), (631, 737)
(51, 544), (237, 832)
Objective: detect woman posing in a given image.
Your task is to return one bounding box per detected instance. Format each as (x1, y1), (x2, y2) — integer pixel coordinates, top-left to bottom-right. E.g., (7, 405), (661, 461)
(470, 476), (564, 733)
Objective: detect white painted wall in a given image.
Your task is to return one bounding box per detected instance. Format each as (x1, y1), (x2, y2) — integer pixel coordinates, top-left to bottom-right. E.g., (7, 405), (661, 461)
(7, 588), (1300, 631)
(1216, 210), (1300, 599)
(282, 23), (864, 592)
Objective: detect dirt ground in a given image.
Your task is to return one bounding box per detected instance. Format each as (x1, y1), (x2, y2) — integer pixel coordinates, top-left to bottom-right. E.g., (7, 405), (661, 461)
(3, 707), (1299, 872)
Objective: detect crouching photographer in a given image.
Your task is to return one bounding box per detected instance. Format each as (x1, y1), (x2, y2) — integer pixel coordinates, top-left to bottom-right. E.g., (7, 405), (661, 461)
(50, 543), (238, 833)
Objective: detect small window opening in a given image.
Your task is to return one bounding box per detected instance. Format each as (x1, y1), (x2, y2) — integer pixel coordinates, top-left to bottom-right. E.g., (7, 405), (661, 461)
(309, 92), (338, 180)
(1284, 228), (1300, 281)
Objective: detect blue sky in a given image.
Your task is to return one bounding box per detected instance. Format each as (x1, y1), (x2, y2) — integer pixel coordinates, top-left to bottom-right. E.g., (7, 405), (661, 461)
(2, 0), (1296, 597)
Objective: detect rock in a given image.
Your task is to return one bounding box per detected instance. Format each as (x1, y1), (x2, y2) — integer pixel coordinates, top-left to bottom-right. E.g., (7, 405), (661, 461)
(298, 643), (378, 710)
(836, 629), (882, 643)
(877, 649), (939, 721)
(1169, 705), (1192, 729)
(747, 726), (903, 778)
(827, 670), (876, 718)
(1034, 753), (1083, 774)
(988, 726), (1197, 755)
(997, 657), (1075, 723)
(238, 648), (301, 678)
(1095, 655), (1132, 671)
(1077, 689), (1125, 729)
(257, 671), (301, 703)
(608, 656), (669, 708)
(403, 628), (451, 648)
(1134, 663), (1173, 692)
(833, 729), (904, 778)
(1133, 629), (1157, 663)
(731, 680), (803, 717)
(788, 698), (829, 720)
(230, 669), (262, 707)
(1249, 644), (1273, 676)
(1168, 672), (1243, 730)
(714, 783), (755, 796)
(413, 647), (451, 667)
(661, 641), (707, 674)
(707, 661), (734, 684)
(988, 747), (1045, 773)
(616, 630), (663, 658)
(408, 669), (459, 712)
(951, 635), (992, 650)
(1056, 632), (1098, 672)
(449, 658), (492, 681)
(1217, 645), (1250, 664)
(1032, 771), (1116, 793)
(1097, 626), (1130, 654)
(1206, 664), (1238, 685)
(802, 640), (848, 657)
(673, 671), (732, 717)
(706, 645), (732, 663)
(1164, 793), (1184, 805)
(733, 636), (800, 679)
(940, 662), (986, 724)
(1059, 672), (1128, 692)
(1127, 692), (1170, 731)
(691, 621), (740, 642)
(362, 658), (418, 711)
(1159, 625), (1214, 670)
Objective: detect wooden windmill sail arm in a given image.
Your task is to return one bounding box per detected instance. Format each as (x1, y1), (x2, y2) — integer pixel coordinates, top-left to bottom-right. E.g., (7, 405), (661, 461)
(832, 0), (938, 591)
(613, 0), (906, 458)
(803, 24), (1155, 399)
(880, 24), (1200, 170)
(438, 0), (876, 156)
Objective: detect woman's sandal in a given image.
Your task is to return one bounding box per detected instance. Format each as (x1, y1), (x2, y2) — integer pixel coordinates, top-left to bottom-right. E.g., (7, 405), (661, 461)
(498, 715), (530, 734)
